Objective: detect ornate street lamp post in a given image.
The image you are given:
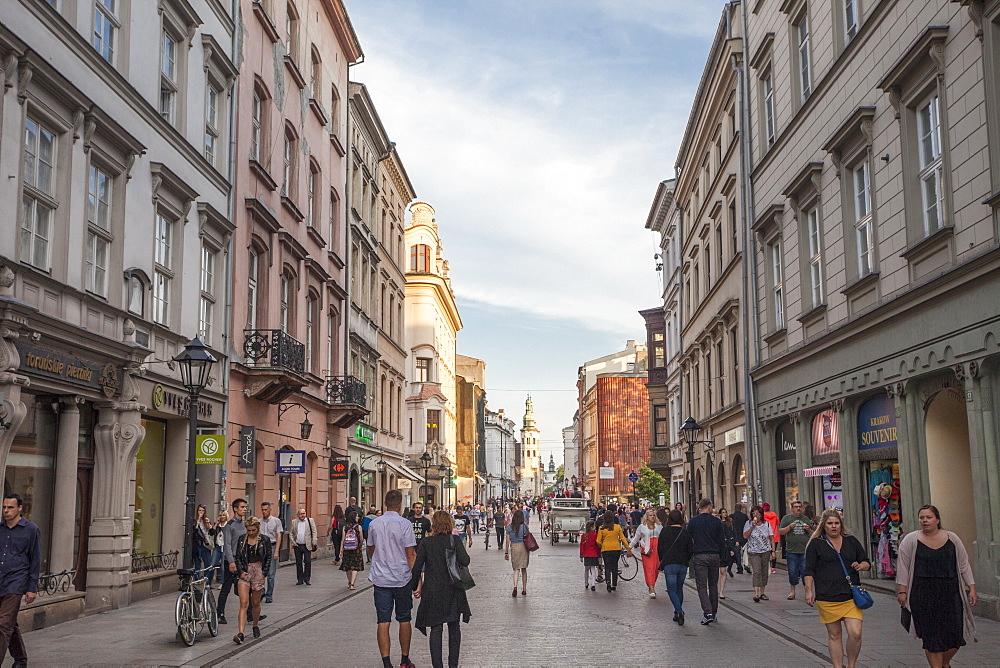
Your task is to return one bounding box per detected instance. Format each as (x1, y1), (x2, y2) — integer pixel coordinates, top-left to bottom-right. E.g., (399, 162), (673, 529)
(420, 451), (432, 505)
(681, 416), (715, 516)
(173, 337), (217, 571)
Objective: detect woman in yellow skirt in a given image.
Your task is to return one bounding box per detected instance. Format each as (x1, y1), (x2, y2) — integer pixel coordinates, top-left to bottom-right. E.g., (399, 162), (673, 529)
(804, 510), (871, 668)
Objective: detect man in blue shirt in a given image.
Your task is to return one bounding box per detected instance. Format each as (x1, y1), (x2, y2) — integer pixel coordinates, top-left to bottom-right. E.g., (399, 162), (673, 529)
(0, 493), (40, 667)
(367, 490), (417, 668)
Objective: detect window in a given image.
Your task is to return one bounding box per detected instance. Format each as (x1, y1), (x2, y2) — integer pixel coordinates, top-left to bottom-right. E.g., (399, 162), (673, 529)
(917, 95), (944, 235)
(416, 357), (430, 382)
(285, 2), (299, 61)
(426, 409), (441, 443)
(716, 340), (725, 406)
(310, 47), (321, 98)
(806, 208), (823, 307)
(307, 163), (318, 227)
(410, 244), (431, 272)
(731, 328), (739, 402)
(280, 274), (290, 333)
(330, 85), (341, 134)
(653, 405), (668, 446)
(152, 213), (173, 324)
(199, 244), (216, 341)
(716, 224), (724, 276)
(796, 13), (812, 101)
(22, 118), (57, 271)
(704, 243), (711, 289)
(844, 0), (858, 42)
(93, 0), (119, 63)
(250, 89), (262, 161)
(705, 350), (713, 411)
(282, 128), (297, 197)
(86, 163), (112, 296)
(853, 161), (874, 275)
(160, 30), (178, 123)
(305, 294), (316, 373)
(770, 240), (784, 329)
(729, 201), (738, 258)
(205, 84), (220, 165)
(763, 71), (776, 146)
(247, 248), (259, 329)
(328, 190), (340, 250)
(653, 332), (665, 368)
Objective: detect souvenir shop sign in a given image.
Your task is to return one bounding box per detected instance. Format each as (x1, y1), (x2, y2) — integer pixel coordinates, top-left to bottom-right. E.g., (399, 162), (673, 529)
(811, 409), (839, 457)
(775, 421), (796, 463)
(858, 395), (898, 450)
(16, 343), (121, 396)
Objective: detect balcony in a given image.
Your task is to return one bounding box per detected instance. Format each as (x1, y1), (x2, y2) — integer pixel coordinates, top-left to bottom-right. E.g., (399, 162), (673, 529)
(325, 375), (369, 428)
(242, 329), (307, 403)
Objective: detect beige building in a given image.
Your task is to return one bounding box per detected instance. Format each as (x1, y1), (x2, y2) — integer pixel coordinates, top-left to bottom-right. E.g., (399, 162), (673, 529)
(404, 202), (463, 508)
(345, 82), (421, 507)
(675, 6), (749, 513)
(744, 0), (1000, 615)
(0, 0), (236, 623)
(519, 395), (542, 496)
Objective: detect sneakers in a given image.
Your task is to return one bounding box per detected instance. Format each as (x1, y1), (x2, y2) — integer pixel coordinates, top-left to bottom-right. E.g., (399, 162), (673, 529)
(678, 611), (685, 625)
(649, 592), (656, 599)
(233, 632), (244, 644)
(252, 626), (261, 638)
(770, 568), (777, 574)
(400, 660), (416, 668)
(218, 614), (227, 624)
(590, 586), (596, 591)
(700, 614), (716, 625)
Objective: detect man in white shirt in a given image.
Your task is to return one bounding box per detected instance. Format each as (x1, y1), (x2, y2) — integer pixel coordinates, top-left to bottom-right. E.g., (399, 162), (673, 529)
(259, 502), (283, 603)
(368, 490), (417, 668)
(288, 508), (317, 586)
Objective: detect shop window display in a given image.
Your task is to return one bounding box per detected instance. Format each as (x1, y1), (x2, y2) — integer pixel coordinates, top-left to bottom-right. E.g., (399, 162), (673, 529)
(868, 463), (901, 579)
(6, 399), (55, 573)
(133, 419), (166, 555)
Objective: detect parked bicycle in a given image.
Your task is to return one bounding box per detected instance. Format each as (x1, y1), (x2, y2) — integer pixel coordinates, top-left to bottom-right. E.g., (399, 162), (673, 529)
(175, 566), (218, 646)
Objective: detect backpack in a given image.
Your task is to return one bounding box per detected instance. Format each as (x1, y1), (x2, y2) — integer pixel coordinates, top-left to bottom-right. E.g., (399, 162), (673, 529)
(343, 525), (359, 550)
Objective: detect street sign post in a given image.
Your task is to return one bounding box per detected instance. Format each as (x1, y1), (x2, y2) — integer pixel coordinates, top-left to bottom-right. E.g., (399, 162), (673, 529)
(628, 471), (639, 484)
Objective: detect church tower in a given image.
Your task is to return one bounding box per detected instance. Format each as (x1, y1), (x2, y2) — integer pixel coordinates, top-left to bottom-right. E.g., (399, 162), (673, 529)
(520, 395), (541, 495)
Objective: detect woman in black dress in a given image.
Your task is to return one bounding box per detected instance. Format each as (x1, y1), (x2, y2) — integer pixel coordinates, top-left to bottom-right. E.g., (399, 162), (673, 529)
(896, 505), (977, 668)
(410, 510), (472, 668)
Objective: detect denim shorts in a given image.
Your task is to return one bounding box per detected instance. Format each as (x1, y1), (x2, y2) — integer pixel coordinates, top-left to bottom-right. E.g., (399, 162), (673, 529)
(373, 584), (413, 624)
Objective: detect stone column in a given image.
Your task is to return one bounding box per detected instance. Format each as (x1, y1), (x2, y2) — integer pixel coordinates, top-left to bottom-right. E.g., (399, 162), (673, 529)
(895, 379), (929, 535)
(50, 395), (83, 575)
(85, 368), (146, 611)
(837, 399), (865, 549)
(0, 319), (30, 491)
(792, 412), (815, 509)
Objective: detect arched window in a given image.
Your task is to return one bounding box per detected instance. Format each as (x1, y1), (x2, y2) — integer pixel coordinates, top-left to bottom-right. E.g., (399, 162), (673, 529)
(305, 291), (318, 373)
(307, 160), (320, 228)
(282, 124), (297, 197)
(410, 244), (431, 272)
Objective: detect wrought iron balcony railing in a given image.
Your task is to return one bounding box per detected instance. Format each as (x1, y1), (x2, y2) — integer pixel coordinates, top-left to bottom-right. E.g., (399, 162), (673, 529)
(326, 375), (367, 407)
(131, 550), (179, 574)
(243, 329), (306, 374)
(37, 569), (76, 597)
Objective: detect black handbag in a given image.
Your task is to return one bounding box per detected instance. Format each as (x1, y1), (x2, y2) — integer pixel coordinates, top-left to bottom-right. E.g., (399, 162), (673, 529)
(900, 606), (911, 632)
(446, 535), (476, 591)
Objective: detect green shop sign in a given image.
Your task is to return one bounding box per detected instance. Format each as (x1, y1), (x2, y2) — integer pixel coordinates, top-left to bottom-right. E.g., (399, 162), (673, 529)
(356, 425), (375, 443)
(196, 434), (225, 465)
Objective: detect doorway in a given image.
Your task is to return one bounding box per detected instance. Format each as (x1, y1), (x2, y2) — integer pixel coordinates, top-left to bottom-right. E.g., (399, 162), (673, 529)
(925, 389), (976, 548)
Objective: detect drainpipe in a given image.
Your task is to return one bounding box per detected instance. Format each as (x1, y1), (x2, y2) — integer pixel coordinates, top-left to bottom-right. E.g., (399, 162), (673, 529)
(732, 0), (764, 506)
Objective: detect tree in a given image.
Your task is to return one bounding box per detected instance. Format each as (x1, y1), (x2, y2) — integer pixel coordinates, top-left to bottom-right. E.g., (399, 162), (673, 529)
(634, 463), (669, 505)
(555, 464), (565, 483)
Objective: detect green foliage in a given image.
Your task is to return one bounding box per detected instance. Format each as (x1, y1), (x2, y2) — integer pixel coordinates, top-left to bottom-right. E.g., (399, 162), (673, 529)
(556, 464), (565, 483)
(634, 463), (669, 504)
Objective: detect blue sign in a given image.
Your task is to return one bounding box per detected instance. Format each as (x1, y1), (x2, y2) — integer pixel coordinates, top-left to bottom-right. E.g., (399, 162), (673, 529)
(628, 471), (639, 484)
(858, 395), (897, 450)
(276, 449), (306, 474)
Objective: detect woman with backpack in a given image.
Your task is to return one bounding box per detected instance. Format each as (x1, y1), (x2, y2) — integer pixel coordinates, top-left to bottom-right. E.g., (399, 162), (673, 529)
(339, 508), (364, 590)
(329, 504), (345, 566)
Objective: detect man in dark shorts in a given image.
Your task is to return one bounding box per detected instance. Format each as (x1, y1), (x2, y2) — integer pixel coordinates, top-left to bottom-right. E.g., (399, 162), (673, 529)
(367, 490), (417, 668)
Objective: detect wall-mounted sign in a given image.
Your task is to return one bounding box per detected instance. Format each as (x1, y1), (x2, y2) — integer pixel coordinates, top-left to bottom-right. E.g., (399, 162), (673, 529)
(812, 409), (839, 457)
(329, 459), (349, 480)
(397, 479), (412, 489)
(724, 426), (745, 447)
(356, 425), (374, 443)
(238, 426), (256, 469)
(16, 343), (120, 395)
(599, 466), (615, 480)
(858, 395), (898, 450)
(277, 449), (306, 474)
(196, 434), (224, 465)
(775, 421), (796, 464)
(150, 383), (214, 418)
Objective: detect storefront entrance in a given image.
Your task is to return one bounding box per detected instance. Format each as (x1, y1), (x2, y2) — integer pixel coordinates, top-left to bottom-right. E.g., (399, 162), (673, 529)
(925, 389), (976, 549)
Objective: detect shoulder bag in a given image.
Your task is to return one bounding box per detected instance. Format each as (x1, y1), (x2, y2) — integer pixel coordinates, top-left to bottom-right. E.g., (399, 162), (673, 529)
(825, 537), (874, 610)
(522, 526), (539, 552)
(446, 535), (476, 591)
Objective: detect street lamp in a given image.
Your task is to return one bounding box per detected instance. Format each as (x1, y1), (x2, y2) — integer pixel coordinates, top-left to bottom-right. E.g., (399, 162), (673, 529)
(438, 464), (449, 507)
(420, 451), (432, 505)
(680, 416), (715, 516)
(173, 336), (217, 571)
(486, 473), (494, 501)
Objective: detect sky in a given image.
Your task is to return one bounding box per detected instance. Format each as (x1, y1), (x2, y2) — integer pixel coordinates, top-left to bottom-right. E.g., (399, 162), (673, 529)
(344, 0), (727, 461)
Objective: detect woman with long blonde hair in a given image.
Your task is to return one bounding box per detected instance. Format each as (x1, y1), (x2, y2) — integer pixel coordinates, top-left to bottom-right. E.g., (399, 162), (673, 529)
(804, 510), (871, 668)
(629, 509), (662, 598)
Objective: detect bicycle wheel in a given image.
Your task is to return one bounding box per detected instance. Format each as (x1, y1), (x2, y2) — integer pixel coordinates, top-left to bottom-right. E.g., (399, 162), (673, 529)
(176, 592), (197, 646)
(618, 551), (639, 581)
(205, 589), (219, 637)
(540, 522), (550, 539)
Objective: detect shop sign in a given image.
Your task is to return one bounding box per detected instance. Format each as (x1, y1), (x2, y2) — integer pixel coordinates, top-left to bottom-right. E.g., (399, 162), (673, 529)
(277, 449), (306, 474)
(16, 343), (120, 395)
(775, 421), (796, 462)
(724, 426), (745, 446)
(858, 395), (898, 450)
(238, 426), (256, 469)
(356, 425), (374, 443)
(811, 409), (839, 457)
(196, 434), (225, 465)
(397, 479), (412, 489)
(599, 466), (615, 479)
(329, 459), (349, 480)
(150, 383), (214, 418)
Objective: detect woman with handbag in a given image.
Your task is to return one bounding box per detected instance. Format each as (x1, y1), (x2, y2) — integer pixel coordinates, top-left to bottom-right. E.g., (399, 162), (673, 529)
(629, 509), (661, 598)
(896, 505), (977, 668)
(411, 510), (472, 668)
(743, 505), (774, 602)
(804, 510), (871, 668)
(504, 509), (530, 596)
(232, 516), (271, 644)
(658, 509), (693, 625)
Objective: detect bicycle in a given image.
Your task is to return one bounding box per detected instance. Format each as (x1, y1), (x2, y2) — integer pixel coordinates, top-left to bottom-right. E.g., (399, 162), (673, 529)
(617, 549), (639, 581)
(175, 566), (218, 646)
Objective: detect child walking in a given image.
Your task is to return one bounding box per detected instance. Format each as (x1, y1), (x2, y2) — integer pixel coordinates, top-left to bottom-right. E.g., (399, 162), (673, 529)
(579, 520), (600, 591)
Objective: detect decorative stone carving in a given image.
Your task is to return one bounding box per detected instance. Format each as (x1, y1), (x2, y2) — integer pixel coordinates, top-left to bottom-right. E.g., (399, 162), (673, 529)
(122, 318), (136, 343)
(0, 264), (14, 298)
(15, 58), (32, 104)
(953, 364), (966, 382)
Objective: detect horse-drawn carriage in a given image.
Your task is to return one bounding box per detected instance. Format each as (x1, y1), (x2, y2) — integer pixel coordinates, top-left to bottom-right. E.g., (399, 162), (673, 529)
(542, 497), (589, 544)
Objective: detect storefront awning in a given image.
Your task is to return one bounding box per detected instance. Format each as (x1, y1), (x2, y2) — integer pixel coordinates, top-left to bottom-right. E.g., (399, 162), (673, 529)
(804, 465), (837, 477)
(474, 474), (486, 483)
(383, 461), (424, 483)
